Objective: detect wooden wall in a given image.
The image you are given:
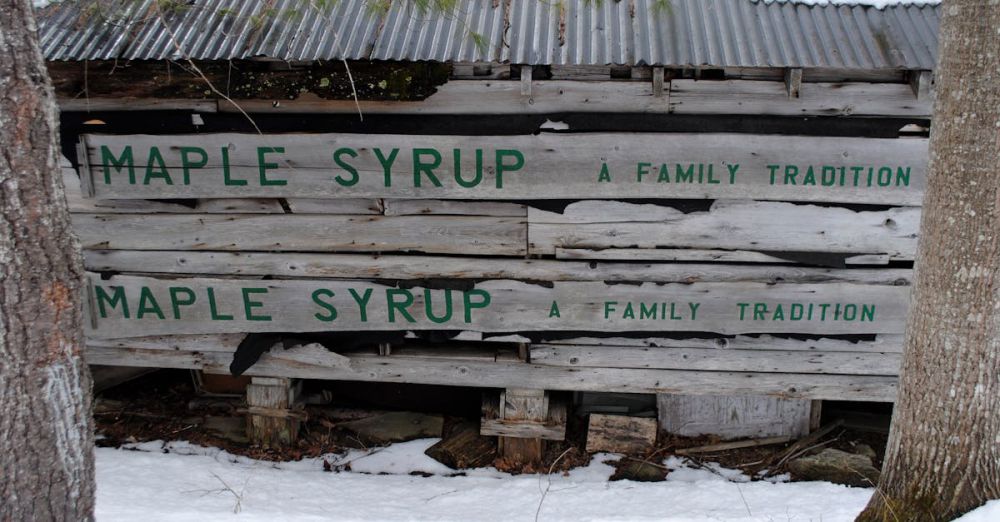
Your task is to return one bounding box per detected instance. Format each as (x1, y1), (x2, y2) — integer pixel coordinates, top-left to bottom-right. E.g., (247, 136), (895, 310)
(66, 74), (928, 403)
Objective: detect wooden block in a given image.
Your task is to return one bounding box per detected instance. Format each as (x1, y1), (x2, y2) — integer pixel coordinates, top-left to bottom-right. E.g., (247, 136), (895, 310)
(586, 414), (658, 454)
(425, 421), (498, 469)
(245, 377), (300, 447)
(657, 393), (811, 440)
(496, 388), (548, 465)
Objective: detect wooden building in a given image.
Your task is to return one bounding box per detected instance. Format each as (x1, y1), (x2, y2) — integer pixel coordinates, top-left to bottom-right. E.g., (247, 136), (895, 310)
(38, 0), (939, 457)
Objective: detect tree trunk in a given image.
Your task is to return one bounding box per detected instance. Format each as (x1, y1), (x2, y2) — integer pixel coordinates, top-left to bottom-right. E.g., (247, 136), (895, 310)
(856, 2), (1000, 521)
(0, 1), (96, 520)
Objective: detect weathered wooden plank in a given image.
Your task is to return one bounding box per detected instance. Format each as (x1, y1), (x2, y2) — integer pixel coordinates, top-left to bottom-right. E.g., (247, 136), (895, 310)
(84, 345), (898, 401)
(585, 414), (658, 454)
(82, 250), (913, 285)
(285, 198), (383, 214)
(383, 199), (527, 217)
(58, 98), (219, 112)
(213, 80), (931, 118)
(657, 394), (812, 439)
(543, 334), (905, 353)
(530, 345), (901, 376)
(556, 247), (800, 264)
(81, 132), (927, 205)
(555, 248), (891, 266)
(72, 214), (527, 256)
(84, 273), (910, 338)
(669, 80), (930, 117)
(86, 333), (244, 352)
(64, 167), (284, 214)
(529, 200), (920, 259)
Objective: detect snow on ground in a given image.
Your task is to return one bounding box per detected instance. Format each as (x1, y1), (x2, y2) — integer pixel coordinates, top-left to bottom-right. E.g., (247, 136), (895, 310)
(97, 438), (875, 522)
(954, 500), (1000, 522)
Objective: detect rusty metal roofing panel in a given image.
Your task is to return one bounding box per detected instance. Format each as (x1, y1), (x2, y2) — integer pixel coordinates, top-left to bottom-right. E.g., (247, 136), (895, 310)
(249, 0), (381, 61)
(372, 0), (505, 62)
(36, 0), (941, 71)
(631, 0), (939, 69)
(37, 0), (150, 61)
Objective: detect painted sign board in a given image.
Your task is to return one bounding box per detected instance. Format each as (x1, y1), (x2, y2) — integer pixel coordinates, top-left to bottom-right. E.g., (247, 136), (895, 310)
(86, 274), (910, 338)
(79, 133), (928, 205)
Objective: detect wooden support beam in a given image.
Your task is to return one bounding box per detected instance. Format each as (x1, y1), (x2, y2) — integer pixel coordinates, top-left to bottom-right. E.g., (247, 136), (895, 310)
(194, 79), (931, 117)
(497, 388), (548, 465)
(520, 66), (532, 97)
(785, 68), (803, 99)
(652, 67), (665, 97)
(481, 391), (567, 441)
(245, 377), (301, 447)
(909, 70), (933, 100)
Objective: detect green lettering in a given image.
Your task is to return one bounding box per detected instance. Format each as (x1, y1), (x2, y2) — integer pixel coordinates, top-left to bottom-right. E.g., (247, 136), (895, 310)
(412, 148), (443, 187)
(424, 289), (454, 324)
(463, 289), (491, 323)
(374, 148), (399, 187)
(242, 288), (272, 321)
(136, 287), (165, 319)
(896, 167), (911, 187)
(143, 146), (173, 185)
(348, 288), (373, 322)
(257, 147), (287, 186)
(598, 163), (612, 182)
(312, 289), (338, 322)
(222, 146), (246, 186)
(95, 285), (129, 319)
(207, 288), (234, 320)
(333, 148), (359, 187)
(657, 164), (671, 183)
(178, 147), (207, 185)
(727, 164), (740, 184)
(387, 289), (416, 323)
(636, 162), (651, 182)
(454, 149), (484, 188)
(548, 300), (561, 318)
(101, 145), (136, 184)
(676, 164), (695, 183)
(495, 150), (524, 188)
(168, 287), (196, 319)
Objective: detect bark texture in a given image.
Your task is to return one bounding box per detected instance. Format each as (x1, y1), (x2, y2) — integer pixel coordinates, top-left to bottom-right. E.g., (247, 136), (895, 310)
(0, 1), (96, 520)
(857, 2), (1000, 521)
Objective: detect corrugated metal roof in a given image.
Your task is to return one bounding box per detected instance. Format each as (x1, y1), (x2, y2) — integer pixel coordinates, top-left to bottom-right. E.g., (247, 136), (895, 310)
(36, 0), (940, 70)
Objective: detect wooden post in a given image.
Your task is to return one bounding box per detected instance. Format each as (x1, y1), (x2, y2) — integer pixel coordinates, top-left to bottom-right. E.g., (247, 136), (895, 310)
(520, 66), (532, 97)
(785, 68), (803, 99)
(498, 388), (548, 465)
(652, 66), (665, 97)
(909, 70), (933, 100)
(245, 377), (302, 447)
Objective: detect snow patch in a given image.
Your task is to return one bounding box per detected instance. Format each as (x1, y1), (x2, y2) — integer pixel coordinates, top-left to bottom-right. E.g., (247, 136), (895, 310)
(95, 439), (877, 521)
(954, 500), (1000, 522)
